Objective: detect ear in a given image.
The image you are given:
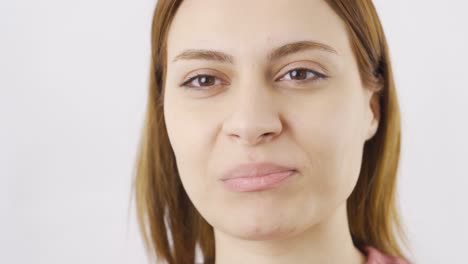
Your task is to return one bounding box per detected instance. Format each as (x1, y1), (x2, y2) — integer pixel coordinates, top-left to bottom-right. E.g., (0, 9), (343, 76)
(365, 89), (381, 141)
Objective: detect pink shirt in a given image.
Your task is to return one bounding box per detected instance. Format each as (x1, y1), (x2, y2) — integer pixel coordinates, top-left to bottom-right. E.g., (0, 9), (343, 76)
(362, 245), (411, 264)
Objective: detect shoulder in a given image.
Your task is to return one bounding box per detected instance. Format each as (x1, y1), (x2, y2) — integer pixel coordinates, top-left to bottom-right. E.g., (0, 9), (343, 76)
(361, 245), (411, 264)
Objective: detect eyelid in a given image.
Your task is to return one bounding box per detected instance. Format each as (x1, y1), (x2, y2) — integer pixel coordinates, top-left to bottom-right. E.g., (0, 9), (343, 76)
(180, 61), (329, 88)
(275, 60), (329, 79)
(180, 74), (228, 90)
(180, 69), (229, 86)
(276, 68), (328, 83)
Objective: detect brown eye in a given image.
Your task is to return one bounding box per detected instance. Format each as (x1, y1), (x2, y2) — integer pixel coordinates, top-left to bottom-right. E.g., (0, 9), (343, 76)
(290, 69), (308, 80)
(197, 75), (216, 86)
(279, 67), (326, 83)
(181, 74), (223, 90)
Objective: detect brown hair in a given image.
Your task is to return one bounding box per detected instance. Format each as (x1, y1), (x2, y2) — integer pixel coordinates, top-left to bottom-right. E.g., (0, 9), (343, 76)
(131, 0), (412, 263)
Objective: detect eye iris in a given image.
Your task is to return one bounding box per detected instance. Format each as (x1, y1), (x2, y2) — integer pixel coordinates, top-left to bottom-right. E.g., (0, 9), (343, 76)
(291, 69), (308, 80)
(198, 75), (215, 86)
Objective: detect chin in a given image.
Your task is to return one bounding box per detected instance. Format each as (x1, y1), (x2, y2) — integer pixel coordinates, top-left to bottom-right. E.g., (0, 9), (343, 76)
(225, 220), (301, 241)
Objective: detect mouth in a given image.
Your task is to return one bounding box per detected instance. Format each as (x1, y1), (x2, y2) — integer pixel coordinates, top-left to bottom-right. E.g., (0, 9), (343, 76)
(220, 162), (298, 192)
(221, 170), (297, 192)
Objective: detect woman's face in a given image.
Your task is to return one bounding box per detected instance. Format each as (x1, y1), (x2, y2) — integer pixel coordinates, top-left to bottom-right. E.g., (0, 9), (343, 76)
(164, 0), (379, 240)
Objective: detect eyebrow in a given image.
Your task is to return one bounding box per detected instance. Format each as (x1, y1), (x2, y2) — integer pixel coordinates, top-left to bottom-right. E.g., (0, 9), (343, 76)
(171, 40), (338, 64)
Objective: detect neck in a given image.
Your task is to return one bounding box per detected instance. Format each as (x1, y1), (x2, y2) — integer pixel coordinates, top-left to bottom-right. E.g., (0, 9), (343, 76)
(213, 203), (366, 264)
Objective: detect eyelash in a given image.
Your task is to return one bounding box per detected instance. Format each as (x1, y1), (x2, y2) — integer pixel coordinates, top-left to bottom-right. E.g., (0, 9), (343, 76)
(179, 68), (328, 90)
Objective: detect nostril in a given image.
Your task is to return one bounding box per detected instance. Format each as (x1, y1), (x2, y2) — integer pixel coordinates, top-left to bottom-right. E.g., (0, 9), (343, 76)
(262, 132), (277, 139)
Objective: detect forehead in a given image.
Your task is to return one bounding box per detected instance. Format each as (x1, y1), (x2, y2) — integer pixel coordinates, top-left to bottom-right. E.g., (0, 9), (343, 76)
(167, 0), (350, 62)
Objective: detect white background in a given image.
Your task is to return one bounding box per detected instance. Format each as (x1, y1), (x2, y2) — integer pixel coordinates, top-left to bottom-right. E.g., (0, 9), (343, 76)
(1, 0), (467, 263)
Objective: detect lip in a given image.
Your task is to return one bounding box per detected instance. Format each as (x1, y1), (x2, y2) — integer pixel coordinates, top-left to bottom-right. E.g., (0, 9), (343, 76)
(220, 162), (297, 192)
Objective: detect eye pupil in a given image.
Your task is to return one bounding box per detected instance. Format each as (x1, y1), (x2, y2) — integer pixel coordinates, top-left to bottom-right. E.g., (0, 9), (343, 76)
(199, 75), (215, 86)
(291, 69), (308, 80)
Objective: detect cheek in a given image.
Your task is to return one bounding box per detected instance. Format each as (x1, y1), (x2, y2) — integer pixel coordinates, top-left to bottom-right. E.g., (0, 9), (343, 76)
(163, 94), (217, 200)
(293, 91), (365, 204)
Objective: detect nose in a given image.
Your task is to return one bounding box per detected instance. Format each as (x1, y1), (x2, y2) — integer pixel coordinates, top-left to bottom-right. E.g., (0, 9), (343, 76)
(221, 84), (283, 146)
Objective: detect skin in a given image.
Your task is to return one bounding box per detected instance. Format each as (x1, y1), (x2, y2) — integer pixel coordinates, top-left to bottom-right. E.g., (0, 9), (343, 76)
(164, 0), (380, 263)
